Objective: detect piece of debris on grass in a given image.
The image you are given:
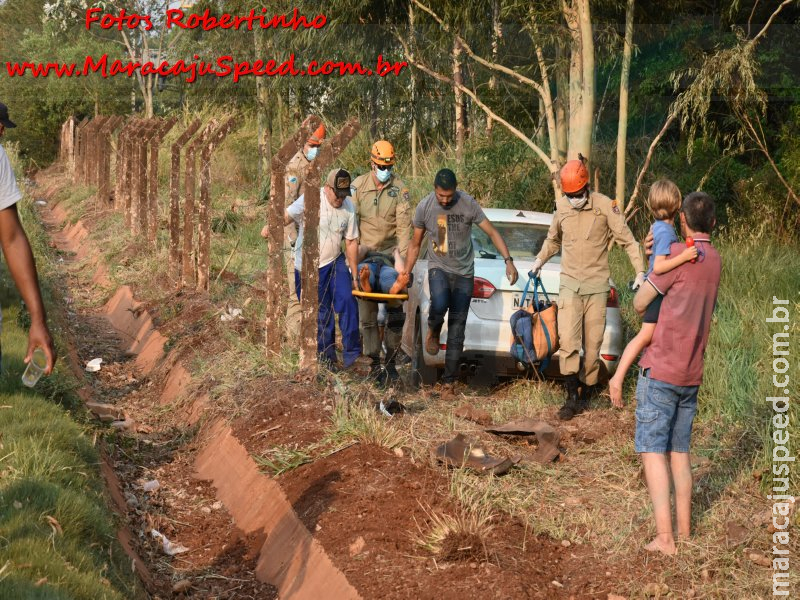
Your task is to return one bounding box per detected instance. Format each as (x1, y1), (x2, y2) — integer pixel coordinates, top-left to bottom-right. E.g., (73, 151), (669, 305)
(45, 516), (62, 535)
(349, 536), (366, 557)
(485, 418), (562, 463)
(85, 358), (103, 372)
(220, 307), (243, 322)
(111, 418), (135, 431)
(433, 433), (518, 475)
(438, 531), (486, 562)
(454, 404), (492, 426)
(86, 402), (124, 422)
(150, 529), (189, 556)
(642, 582), (669, 597)
(142, 480), (160, 493)
(690, 454), (712, 479)
(748, 552), (771, 567)
(725, 521), (750, 546)
(172, 579), (192, 593)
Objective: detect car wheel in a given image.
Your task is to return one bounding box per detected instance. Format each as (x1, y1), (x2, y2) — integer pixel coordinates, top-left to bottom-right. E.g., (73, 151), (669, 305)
(412, 315), (438, 388)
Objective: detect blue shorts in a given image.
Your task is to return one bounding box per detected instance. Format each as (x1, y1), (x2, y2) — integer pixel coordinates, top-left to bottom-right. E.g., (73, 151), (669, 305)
(634, 371), (699, 453)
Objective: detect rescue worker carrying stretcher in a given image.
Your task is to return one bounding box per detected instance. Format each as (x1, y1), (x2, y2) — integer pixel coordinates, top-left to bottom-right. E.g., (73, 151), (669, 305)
(350, 140), (413, 386)
(531, 156), (646, 420)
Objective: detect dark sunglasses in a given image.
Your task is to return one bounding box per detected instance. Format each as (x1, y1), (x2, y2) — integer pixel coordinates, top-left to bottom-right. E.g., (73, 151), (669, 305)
(375, 164), (392, 171)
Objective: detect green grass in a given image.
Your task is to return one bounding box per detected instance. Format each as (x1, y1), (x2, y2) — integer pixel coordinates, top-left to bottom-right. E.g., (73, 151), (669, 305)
(0, 186), (138, 597)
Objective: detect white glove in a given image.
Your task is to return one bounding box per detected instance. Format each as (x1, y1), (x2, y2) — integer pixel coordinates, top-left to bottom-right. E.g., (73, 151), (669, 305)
(528, 258), (543, 279)
(631, 271), (646, 291)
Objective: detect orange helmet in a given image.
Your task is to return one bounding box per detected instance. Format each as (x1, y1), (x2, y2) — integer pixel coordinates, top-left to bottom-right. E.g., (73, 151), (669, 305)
(370, 140), (395, 166)
(308, 123), (326, 146)
(560, 157), (589, 194)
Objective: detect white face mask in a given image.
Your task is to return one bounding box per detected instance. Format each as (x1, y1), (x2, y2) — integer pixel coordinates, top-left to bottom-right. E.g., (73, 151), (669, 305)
(375, 166), (392, 183)
(565, 192), (589, 210)
(305, 146), (319, 161)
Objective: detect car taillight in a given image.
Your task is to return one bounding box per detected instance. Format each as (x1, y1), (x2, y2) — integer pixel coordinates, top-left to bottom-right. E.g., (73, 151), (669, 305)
(607, 287), (619, 308)
(473, 277), (496, 299)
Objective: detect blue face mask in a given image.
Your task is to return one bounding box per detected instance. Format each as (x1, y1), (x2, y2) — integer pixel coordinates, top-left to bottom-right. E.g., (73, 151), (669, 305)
(305, 146), (319, 161)
(375, 167), (392, 183)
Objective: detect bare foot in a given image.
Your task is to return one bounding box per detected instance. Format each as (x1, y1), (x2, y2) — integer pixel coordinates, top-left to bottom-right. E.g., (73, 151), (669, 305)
(389, 272), (410, 294)
(359, 265), (372, 292)
(644, 533), (677, 555)
(609, 376), (624, 408)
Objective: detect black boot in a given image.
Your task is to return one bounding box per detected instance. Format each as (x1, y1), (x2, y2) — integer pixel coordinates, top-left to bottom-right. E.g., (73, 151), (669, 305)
(580, 383), (598, 411)
(385, 362), (400, 383)
(558, 374), (581, 421)
(369, 359), (388, 388)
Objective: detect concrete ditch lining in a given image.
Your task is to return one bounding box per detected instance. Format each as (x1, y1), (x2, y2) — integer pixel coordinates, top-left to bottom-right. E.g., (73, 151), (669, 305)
(45, 199), (360, 599)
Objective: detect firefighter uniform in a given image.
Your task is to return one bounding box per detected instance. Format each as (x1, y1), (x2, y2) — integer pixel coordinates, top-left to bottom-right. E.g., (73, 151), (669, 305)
(351, 172), (413, 367)
(537, 191), (644, 386)
(283, 150), (310, 338)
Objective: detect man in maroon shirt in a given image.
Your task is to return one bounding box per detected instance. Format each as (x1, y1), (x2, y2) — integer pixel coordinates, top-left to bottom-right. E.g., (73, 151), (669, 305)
(631, 191), (721, 555)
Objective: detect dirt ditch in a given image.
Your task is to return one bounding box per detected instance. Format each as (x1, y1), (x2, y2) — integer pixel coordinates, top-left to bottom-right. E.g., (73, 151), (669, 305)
(35, 168), (641, 599)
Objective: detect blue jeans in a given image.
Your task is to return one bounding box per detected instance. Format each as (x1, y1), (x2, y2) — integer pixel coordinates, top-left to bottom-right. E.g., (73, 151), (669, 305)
(634, 370), (699, 453)
(358, 261), (399, 294)
(295, 254), (362, 367)
(428, 268), (473, 383)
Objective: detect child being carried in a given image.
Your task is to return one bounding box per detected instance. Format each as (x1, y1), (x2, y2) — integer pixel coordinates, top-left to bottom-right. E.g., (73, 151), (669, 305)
(357, 246), (410, 295)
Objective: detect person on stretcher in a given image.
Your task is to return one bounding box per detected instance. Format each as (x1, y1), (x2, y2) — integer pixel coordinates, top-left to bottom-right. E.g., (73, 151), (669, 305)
(356, 246), (410, 295)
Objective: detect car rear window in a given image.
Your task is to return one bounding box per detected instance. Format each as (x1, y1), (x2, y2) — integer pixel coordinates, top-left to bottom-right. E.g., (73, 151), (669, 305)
(471, 223), (560, 263)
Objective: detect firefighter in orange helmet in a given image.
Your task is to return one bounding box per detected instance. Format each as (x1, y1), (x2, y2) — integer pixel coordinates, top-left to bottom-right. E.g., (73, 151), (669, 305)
(261, 123), (326, 339)
(350, 140), (413, 386)
(531, 156), (645, 420)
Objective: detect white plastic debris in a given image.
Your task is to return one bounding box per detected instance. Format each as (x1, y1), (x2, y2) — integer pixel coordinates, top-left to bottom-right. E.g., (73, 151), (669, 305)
(85, 358), (103, 372)
(220, 307), (243, 322)
(150, 529), (189, 555)
(142, 479), (160, 492)
(35, 200), (47, 206)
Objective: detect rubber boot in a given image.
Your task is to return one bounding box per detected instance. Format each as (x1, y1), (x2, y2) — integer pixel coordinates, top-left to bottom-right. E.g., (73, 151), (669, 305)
(580, 383), (598, 411)
(558, 375), (581, 421)
(385, 362), (400, 383)
(369, 359), (388, 388)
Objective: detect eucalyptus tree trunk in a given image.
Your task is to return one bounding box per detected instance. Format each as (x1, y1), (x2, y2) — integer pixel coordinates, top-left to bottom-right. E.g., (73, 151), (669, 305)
(453, 39), (465, 164)
(486, 0), (501, 136)
(255, 31), (272, 187)
(615, 0), (635, 207)
(565, 0), (595, 161)
(410, 2), (418, 177)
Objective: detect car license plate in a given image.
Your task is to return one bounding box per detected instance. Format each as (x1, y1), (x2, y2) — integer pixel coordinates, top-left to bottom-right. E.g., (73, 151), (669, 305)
(512, 292), (533, 309)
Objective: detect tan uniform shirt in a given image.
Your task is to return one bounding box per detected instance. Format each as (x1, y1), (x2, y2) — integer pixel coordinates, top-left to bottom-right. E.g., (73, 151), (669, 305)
(537, 191), (644, 294)
(351, 172), (412, 257)
(284, 150), (310, 244)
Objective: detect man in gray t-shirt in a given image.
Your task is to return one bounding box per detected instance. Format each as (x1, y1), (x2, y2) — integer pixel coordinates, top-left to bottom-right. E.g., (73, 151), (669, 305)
(404, 169), (518, 384)
(413, 185), (486, 278)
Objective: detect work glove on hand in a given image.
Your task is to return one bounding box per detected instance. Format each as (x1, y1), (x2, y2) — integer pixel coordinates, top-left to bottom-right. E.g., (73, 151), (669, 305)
(631, 271), (646, 291)
(528, 258), (543, 279)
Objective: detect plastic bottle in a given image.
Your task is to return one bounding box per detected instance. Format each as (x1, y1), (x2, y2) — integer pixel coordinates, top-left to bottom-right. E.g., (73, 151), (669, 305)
(686, 236), (696, 263)
(21, 348), (48, 388)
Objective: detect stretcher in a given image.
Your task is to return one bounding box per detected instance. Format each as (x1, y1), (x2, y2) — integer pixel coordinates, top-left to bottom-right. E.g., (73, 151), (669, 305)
(351, 289), (408, 301)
